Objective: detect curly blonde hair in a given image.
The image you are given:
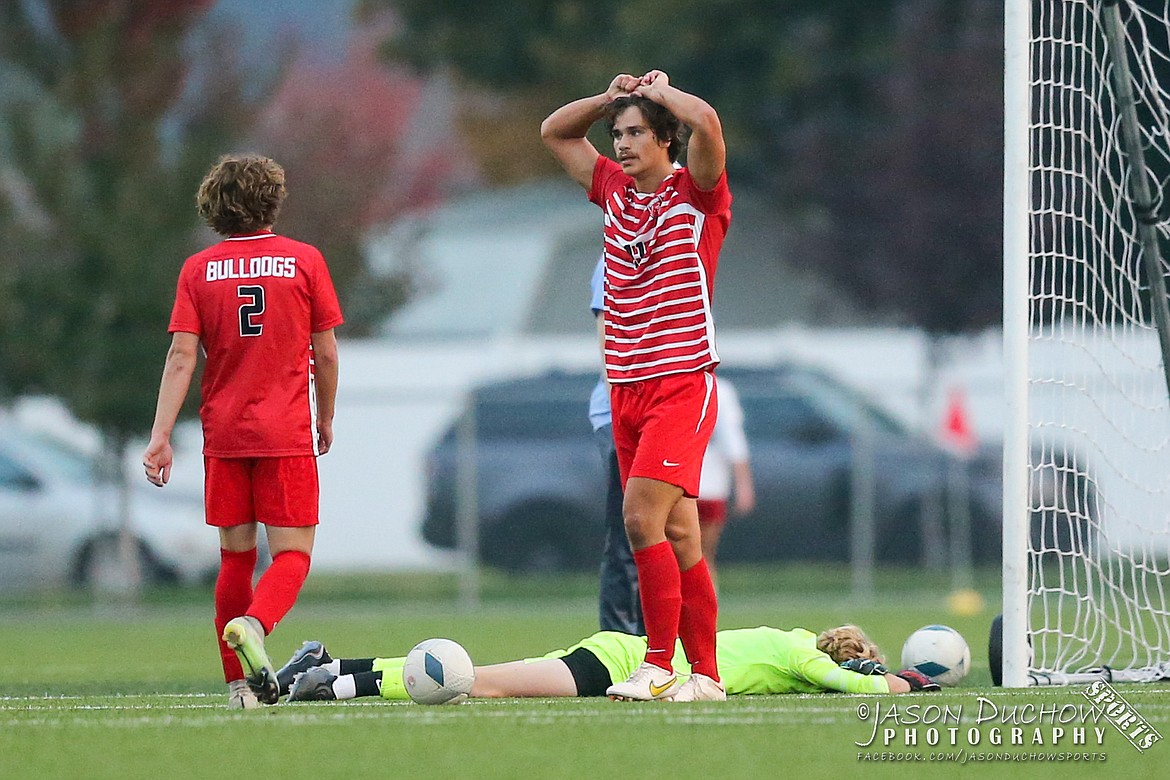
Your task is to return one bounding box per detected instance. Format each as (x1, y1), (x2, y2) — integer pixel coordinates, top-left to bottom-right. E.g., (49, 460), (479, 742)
(196, 154), (286, 236)
(817, 625), (884, 664)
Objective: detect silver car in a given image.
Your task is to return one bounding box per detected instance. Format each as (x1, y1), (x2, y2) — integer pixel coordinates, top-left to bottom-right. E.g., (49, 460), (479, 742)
(0, 427), (218, 591)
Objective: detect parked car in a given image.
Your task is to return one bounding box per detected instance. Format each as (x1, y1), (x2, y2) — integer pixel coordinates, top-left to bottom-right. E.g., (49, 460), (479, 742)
(715, 367), (1005, 564)
(422, 370), (605, 573)
(421, 365), (1091, 573)
(0, 427), (220, 591)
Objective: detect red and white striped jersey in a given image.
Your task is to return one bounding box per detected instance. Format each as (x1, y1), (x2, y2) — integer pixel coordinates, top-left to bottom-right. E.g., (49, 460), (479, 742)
(589, 156), (732, 383)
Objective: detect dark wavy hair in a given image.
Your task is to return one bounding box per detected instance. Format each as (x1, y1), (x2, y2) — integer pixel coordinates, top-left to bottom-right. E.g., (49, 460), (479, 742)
(196, 154), (287, 236)
(602, 95), (688, 162)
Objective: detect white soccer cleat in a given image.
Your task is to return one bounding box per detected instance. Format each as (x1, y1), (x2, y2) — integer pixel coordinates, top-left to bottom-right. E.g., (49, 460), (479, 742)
(606, 661), (680, 701)
(669, 673), (726, 702)
(227, 679), (260, 710)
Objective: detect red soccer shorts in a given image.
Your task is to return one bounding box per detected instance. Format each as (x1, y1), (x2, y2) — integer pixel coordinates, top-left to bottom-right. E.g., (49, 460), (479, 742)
(697, 498), (728, 526)
(203, 456), (320, 528)
(610, 370), (718, 497)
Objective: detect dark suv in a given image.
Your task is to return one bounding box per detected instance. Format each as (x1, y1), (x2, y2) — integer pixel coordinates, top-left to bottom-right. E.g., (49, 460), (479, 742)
(422, 370), (606, 572)
(421, 365), (1083, 572)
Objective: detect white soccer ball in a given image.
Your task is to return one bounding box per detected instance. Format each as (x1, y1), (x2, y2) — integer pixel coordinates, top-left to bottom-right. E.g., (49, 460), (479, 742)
(900, 624), (971, 687)
(402, 638), (475, 705)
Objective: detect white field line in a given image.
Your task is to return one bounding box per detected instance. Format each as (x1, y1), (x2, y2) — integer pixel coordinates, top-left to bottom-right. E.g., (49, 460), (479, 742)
(0, 709), (824, 729)
(5, 688), (1168, 730)
(0, 694), (855, 729)
(8, 688), (1169, 704)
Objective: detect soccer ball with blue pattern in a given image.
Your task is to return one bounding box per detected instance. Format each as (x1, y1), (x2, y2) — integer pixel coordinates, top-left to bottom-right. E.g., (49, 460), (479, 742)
(403, 638), (475, 704)
(900, 625), (971, 687)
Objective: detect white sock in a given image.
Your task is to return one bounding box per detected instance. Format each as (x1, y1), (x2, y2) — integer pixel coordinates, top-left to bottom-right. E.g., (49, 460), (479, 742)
(323, 659), (341, 675)
(332, 674), (357, 700)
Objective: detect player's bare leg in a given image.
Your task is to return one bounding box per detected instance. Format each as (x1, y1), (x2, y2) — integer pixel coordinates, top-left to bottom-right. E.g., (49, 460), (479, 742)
(470, 660), (579, 698)
(664, 496), (702, 569)
(264, 525), (315, 558)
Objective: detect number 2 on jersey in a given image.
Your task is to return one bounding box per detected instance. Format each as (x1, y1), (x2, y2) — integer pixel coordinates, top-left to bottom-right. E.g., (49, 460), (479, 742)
(237, 285), (265, 337)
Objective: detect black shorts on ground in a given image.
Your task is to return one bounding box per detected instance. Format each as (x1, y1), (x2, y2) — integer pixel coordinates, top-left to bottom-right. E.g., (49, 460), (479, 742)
(560, 647), (612, 697)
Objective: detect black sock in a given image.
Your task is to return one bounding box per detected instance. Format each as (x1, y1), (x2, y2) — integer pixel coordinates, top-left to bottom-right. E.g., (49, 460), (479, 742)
(353, 671), (383, 698)
(339, 658), (376, 674)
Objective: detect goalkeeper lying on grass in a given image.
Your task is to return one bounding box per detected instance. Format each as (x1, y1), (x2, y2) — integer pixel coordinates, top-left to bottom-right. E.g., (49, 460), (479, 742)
(276, 625), (939, 703)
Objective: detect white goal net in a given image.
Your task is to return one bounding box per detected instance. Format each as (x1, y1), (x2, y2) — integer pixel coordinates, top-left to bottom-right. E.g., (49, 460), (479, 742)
(1005, 0), (1170, 685)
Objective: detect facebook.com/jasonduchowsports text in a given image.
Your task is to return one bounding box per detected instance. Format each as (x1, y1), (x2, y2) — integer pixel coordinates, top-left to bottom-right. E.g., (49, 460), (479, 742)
(852, 680), (1161, 764)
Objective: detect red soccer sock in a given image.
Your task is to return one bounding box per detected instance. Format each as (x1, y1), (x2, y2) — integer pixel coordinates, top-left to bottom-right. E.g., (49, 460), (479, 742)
(633, 541), (682, 672)
(679, 557), (720, 682)
(215, 547), (257, 683)
(247, 550), (311, 634)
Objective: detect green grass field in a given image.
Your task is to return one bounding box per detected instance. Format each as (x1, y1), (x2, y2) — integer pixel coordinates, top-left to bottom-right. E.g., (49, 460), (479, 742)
(2, 566), (1165, 779)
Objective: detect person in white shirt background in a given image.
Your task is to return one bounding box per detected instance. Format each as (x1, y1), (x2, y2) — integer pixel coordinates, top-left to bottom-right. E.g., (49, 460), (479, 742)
(696, 377), (755, 588)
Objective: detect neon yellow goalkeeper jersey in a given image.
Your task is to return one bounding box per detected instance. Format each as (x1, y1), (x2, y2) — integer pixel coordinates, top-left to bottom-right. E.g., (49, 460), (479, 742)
(548, 626), (892, 695)
(374, 626), (892, 700)
(699, 626), (891, 695)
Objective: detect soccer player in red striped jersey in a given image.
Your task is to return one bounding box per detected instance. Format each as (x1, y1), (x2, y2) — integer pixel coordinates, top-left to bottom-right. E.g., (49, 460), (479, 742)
(142, 154), (343, 709)
(541, 71), (730, 702)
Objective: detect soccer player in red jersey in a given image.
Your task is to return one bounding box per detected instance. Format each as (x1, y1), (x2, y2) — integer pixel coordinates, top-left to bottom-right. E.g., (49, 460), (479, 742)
(142, 154), (343, 709)
(541, 71), (731, 702)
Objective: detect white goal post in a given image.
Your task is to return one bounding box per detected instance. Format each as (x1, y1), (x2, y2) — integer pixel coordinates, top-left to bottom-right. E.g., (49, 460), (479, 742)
(1004, 0), (1170, 687)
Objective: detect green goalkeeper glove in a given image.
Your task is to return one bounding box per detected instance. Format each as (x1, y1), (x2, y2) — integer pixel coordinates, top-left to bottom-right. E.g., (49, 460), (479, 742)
(895, 669), (941, 692)
(840, 658), (889, 676)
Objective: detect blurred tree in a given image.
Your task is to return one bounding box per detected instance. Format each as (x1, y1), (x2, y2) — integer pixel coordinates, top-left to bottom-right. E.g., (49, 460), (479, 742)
(0, 0), (264, 427)
(0, 1), (263, 587)
(792, 0), (1004, 334)
(255, 22), (480, 334)
(361, 0), (1003, 336)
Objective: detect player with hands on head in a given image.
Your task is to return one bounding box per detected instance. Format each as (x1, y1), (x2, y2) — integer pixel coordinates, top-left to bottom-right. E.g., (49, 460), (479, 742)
(276, 622), (941, 703)
(143, 153), (343, 709)
(542, 70), (731, 702)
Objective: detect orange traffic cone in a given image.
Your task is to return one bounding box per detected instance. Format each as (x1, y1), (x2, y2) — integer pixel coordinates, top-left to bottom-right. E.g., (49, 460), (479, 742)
(941, 387), (977, 457)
